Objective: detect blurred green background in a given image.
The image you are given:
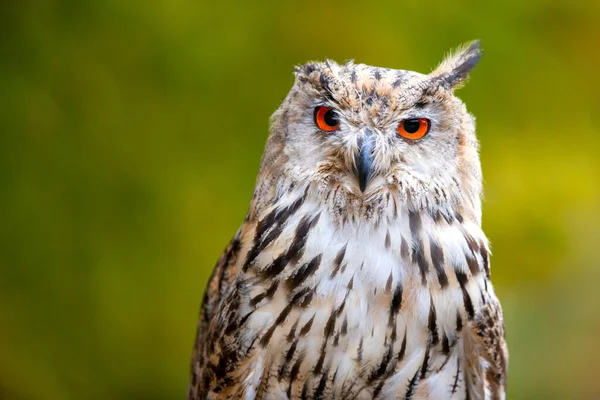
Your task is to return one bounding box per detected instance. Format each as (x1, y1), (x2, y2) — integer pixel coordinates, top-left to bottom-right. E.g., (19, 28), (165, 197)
(1, 0), (599, 399)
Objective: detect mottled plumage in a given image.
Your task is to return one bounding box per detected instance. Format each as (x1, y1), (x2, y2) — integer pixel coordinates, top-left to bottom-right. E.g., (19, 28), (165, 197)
(189, 41), (508, 400)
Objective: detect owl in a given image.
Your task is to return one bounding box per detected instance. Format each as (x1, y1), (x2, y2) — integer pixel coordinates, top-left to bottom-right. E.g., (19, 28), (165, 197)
(188, 41), (508, 400)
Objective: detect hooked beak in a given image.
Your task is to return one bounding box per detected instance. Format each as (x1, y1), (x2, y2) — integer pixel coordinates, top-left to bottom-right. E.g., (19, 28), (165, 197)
(354, 129), (375, 192)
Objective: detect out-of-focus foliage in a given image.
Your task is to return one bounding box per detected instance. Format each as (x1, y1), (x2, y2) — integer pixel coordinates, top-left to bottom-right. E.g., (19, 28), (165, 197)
(1, 0), (599, 399)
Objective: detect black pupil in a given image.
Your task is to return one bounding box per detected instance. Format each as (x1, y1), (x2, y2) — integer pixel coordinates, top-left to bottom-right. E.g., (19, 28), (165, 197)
(403, 119), (420, 133)
(323, 109), (338, 127)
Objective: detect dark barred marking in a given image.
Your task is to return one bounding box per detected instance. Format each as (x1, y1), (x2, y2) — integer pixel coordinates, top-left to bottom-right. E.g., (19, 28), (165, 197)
(314, 352), (327, 377)
(350, 70), (357, 83)
(341, 315), (348, 335)
(463, 229), (480, 258)
(235, 309), (255, 331)
(260, 287), (311, 347)
(244, 194), (306, 270)
(331, 365), (340, 395)
(398, 329), (408, 361)
(260, 253), (290, 280)
(347, 275), (354, 290)
(213, 302), (261, 381)
(330, 245), (347, 278)
(260, 305), (292, 346)
(287, 350), (306, 398)
(212, 339), (243, 382)
(223, 308), (255, 340)
(369, 325), (397, 390)
(479, 241), (490, 278)
(324, 309), (337, 337)
(250, 279), (279, 306)
(301, 380), (310, 400)
(428, 208), (443, 224)
(374, 70), (382, 81)
(260, 214), (319, 279)
(437, 353), (453, 377)
(266, 279), (279, 298)
(314, 305), (339, 375)
(385, 192), (391, 212)
(287, 319), (300, 342)
(455, 270), (475, 320)
(409, 211), (428, 283)
(287, 254), (322, 289)
(357, 337), (364, 362)
(389, 284), (403, 327)
(385, 231), (391, 249)
(442, 209), (454, 224)
(222, 293), (245, 335)
(385, 272), (393, 292)
(401, 238), (410, 259)
(456, 311), (463, 332)
(408, 210), (422, 237)
(314, 363), (331, 400)
(372, 331), (409, 397)
(300, 314), (316, 336)
(455, 211), (464, 223)
(253, 207), (279, 245)
(412, 237), (429, 285)
(430, 237), (449, 288)
(291, 213), (321, 263)
(428, 297), (439, 345)
(450, 358), (461, 395)
(278, 339), (299, 378)
(298, 289), (314, 308)
(216, 236), (241, 298)
(404, 368), (420, 400)
(338, 290), (350, 316)
(368, 350), (394, 394)
(466, 253), (481, 275)
(333, 331), (340, 347)
(442, 334), (450, 355)
(420, 344), (431, 379)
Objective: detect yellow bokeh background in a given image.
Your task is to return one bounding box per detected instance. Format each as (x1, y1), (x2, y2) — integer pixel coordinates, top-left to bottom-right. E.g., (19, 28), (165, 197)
(1, 0), (599, 399)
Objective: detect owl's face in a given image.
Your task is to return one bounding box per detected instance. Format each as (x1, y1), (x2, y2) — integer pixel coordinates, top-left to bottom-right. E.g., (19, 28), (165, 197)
(261, 42), (483, 223)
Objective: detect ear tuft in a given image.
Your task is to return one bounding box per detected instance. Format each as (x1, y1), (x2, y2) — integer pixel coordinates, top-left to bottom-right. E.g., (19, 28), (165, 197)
(431, 40), (482, 90)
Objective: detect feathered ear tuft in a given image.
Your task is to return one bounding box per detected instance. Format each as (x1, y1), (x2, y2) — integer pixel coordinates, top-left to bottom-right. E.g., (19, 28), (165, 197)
(430, 40), (482, 90)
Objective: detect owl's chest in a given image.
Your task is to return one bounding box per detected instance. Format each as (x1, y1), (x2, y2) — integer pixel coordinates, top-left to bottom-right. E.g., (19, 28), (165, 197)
(238, 209), (475, 398)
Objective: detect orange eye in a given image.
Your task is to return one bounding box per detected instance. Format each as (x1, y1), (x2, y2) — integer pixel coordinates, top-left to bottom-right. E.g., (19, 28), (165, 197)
(314, 106), (340, 132)
(397, 118), (430, 140)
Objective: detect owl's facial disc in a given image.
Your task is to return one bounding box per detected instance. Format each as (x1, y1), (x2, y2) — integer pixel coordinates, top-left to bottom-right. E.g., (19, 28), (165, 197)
(353, 129), (374, 192)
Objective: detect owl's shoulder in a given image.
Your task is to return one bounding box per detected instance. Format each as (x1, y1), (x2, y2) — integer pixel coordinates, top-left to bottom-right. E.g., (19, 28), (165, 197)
(188, 229), (244, 398)
(463, 290), (508, 399)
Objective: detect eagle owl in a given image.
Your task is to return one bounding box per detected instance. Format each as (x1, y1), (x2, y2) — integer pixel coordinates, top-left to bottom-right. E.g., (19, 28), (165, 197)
(189, 41), (508, 400)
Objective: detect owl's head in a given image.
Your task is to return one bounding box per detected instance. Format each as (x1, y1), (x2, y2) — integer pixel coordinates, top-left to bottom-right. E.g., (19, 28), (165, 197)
(255, 41), (484, 224)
